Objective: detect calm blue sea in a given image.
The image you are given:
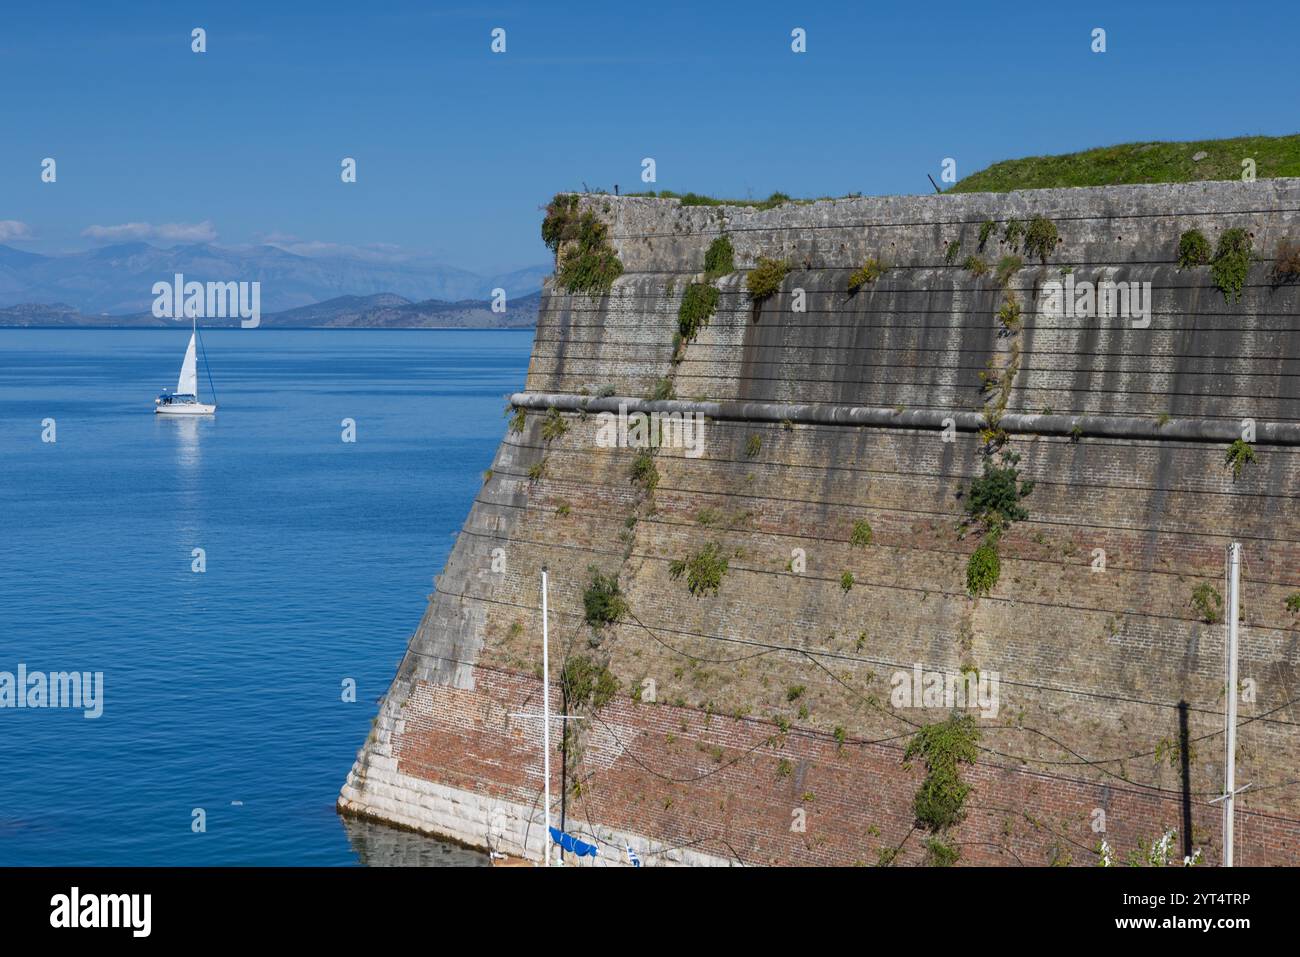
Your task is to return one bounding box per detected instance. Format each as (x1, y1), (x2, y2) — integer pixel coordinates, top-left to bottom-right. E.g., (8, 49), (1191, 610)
(0, 328), (528, 865)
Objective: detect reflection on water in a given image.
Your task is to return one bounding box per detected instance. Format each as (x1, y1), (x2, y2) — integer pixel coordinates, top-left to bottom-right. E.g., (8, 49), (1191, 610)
(154, 412), (211, 471)
(341, 815), (489, 867)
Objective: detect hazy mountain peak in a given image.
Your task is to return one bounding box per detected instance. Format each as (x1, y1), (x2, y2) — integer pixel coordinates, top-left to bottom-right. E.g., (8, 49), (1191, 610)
(0, 242), (549, 315)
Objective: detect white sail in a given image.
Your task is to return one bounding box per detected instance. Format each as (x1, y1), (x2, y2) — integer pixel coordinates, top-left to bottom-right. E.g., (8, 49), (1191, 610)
(177, 333), (199, 396)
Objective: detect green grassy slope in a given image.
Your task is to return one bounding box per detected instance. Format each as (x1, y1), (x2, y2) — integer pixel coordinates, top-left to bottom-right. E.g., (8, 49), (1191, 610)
(949, 134), (1300, 193)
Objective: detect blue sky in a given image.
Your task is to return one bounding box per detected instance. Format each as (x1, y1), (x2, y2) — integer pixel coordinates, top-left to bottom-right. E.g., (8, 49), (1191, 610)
(1, 0), (1296, 274)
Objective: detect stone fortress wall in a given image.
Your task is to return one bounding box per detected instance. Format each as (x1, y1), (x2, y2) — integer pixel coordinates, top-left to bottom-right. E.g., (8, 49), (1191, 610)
(340, 180), (1300, 866)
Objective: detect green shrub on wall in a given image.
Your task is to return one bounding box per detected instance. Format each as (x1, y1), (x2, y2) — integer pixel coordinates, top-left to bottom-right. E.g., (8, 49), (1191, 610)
(542, 194), (623, 295)
(847, 258), (887, 292)
(746, 258), (789, 302)
(1210, 227), (1253, 303)
(1023, 216), (1058, 263)
(669, 542), (729, 596)
(630, 450), (659, 492)
(561, 655), (619, 711)
(1224, 438), (1256, 480)
(966, 538), (1001, 597)
(541, 194), (580, 252)
(541, 407), (569, 441)
(678, 282), (719, 343)
(583, 566), (629, 628)
(704, 234), (736, 280)
(962, 452), (1032, 599)
(994, 255), (1023, 289)
(1177, 228), (1211, 269)
(556, 212), (624, 295)
(1190, 583), (1223, 624)
(905, 713), (980, 835)
(964, 453), (1034, 531)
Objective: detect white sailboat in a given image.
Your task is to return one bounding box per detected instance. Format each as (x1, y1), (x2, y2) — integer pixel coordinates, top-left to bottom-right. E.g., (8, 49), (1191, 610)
(155, 317), (216, 415)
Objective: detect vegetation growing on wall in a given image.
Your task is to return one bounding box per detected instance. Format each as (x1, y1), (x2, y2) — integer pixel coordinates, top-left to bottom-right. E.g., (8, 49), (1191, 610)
(996, 294), (1022, 333)
(994, 255), (1023, 288)
(1023, 216), (1059, 263)
(1224, 438), (1256, 479)
(745, 434), (762, 457)
(669, 542), (729, 596)
(1190, 583), (1223, 624)
(963, 255), (989, 278)
(1286, 593), (1300, 615)
(704, 234), (736, 279)
(541, 193), (581, 252)
(746, 257), (789, 302)
(847, 258), (887, 292)
(509, 407), (526, 434)
(650, 377), (675, 401)
(966, 537), (1002, 598)
(978, 221), (997, 251)
(558, 213), (624, 295)
(629, 189), (793, 210)
(904, 713), (980, 844)
(850, 519), (873, 547)
(1272, 238), (1300, 282)
(944, 240), (962, 265)
(962, 451), (1033, 598)
(965, 453), (1034, 530)
(583, 567), (629, 628)
(1210, 227), (1253, 303)
(1002, 219), (1025, 249)
(542, 194), (624, 295)
(541, 407), (569, 441)
(678, 282), (719, 343)
(630, 450), (659, 492)
(1177, 228), (1211, 269)
(840, 571), (855, 592)
(561, 654), (620, 711)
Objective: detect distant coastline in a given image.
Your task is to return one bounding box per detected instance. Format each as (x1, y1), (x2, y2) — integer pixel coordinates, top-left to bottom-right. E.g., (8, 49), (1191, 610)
(0, 291), (541, 330)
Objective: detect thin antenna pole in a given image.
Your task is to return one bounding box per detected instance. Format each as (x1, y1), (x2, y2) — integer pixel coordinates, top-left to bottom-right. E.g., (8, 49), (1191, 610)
(541, 566), (552, 867)
(1223, 542), (1242, 866)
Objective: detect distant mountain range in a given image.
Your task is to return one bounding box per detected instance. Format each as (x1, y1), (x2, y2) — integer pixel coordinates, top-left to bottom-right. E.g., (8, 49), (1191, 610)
(0, 291), (541, 329)
(0, 242), (549, 315)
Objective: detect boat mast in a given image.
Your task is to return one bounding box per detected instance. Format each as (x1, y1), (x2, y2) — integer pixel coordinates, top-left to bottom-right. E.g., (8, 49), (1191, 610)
(541, 565), (552, 867)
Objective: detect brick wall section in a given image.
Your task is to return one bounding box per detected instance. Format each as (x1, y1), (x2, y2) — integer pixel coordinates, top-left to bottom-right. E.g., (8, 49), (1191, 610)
(341, 181), (1300, 865)
(385, 664), (1294, 865)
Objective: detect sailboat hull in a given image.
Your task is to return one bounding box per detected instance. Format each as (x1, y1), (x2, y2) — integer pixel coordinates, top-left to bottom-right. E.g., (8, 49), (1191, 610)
(155, 403), (216, 416)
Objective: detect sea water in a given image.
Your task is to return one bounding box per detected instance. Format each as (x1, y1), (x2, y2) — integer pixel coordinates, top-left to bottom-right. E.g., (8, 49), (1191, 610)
(0, 328), (527, 865)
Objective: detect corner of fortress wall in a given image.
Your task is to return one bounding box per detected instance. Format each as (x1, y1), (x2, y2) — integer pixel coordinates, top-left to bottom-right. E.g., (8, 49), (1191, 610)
(340, 180), (1300, 866)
